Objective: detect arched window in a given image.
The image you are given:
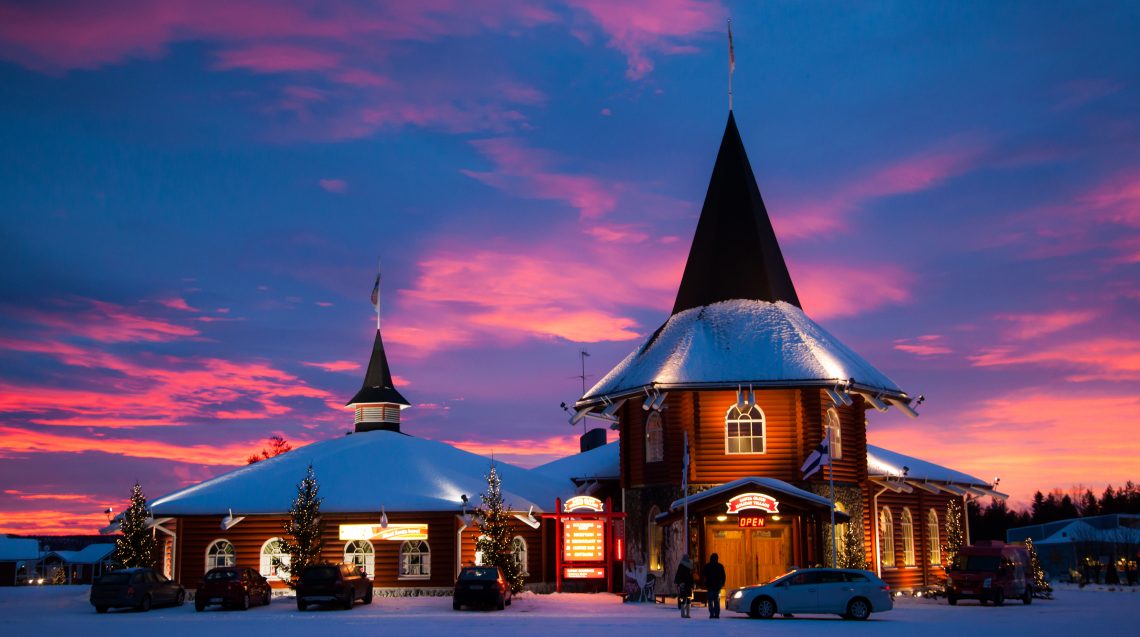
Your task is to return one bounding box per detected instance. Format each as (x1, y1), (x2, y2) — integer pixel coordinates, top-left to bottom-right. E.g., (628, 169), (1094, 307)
(511, 536), (528, 576)
(399, 540), (430, 579)
(206, 539), (235, 570)
(927, 509), (941, 566)
(901, 508), (916, 567)
(647, 505), (663, 572)
(645, 411), (664, 463)
(725, 404), (766, 454)
(878, 508), (895, 569)
(260, 538), (289, 580)
(825, 408), (842, 459)
(834, 501), (849, 566)
(344, 540), (375, 578)
(474, 534), (487, 566)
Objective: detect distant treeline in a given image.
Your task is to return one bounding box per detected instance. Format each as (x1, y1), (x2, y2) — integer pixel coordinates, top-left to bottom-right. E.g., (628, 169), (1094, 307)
(970, 481), (1140, 541)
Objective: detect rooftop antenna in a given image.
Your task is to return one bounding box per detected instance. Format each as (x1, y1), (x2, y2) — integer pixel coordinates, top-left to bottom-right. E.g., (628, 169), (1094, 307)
(727, 18), (735, 111)
(577, 349), (590, 395)
(370, 259), (382, 330)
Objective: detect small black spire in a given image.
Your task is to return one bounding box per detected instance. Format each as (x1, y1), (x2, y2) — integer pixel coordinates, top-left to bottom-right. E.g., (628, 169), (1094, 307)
(671, 111), (801, 316)
(347, 329), (410, 408)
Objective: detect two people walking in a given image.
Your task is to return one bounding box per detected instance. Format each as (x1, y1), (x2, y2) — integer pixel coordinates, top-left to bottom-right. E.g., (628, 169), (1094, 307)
(673, 553), (727, 619)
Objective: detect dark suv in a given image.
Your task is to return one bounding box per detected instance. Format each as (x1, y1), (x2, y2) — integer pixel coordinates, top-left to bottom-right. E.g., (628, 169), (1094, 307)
(296, 563), (372, 610)
(90, 567), (185, 613)
(453, 566), (512, 611)
(195, 566), (272, 611)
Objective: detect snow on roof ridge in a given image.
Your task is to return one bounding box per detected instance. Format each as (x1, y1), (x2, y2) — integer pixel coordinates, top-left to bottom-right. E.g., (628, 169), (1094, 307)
(867, 444), (988, 486)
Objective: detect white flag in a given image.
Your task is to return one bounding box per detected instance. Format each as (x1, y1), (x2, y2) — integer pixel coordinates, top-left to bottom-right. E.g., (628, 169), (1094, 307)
(800, 431), (831, 480)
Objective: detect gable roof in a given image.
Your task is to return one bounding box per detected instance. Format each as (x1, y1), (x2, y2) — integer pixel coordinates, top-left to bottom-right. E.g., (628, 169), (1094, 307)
(46, 543), (116, 564)
(0, 535), (40, 561)
(672, 111), (800, 316)
(533, 441), (619, 482)
(150, 430), (570, 516)
(580, 299), (905, 403)
(347, 329), (409, 406)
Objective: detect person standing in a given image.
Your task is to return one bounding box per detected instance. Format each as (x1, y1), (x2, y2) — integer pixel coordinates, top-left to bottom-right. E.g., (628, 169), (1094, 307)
(703, 553), (726, 618)
(674, 554), (694, 618)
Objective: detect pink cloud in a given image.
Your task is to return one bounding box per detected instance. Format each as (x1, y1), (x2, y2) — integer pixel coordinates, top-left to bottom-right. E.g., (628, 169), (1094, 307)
(568, 0), (725, 79)
(994, 310), (1097, 340)
(969, 337), (1140, 381)
(894, 334), (952, 357)
(1079, 169), (1140, 227)
(584, 224), (650, 243)
(157, 297), (199, 312)
(319, 178), (348, 193)
(462, 138), (620, 219)
(214, 43), (341, 73)
(791, 262), (913, 320)
(8, 298), (199, 343)
(302, 360), (361, 372)
(445, 434), (582, 467)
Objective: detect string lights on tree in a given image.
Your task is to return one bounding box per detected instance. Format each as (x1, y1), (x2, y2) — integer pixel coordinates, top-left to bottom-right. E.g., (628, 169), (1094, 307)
(115, 482), (157, 568)
(944, 499), (965, 568)
(474, 463), (525, 593)
(1025, 537), (1053, 599)
(276, 464), (323, 588)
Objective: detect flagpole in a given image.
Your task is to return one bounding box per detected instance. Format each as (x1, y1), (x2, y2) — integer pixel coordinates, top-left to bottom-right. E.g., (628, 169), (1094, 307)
(828, 424), (837, 568)
(683, 430), (690, 556)
(727, 18), (734, 111)
(375, 259), (381, 331)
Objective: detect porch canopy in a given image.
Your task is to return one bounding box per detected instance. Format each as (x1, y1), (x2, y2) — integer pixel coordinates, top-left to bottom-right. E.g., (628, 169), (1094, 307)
(655, 477), (849, 525)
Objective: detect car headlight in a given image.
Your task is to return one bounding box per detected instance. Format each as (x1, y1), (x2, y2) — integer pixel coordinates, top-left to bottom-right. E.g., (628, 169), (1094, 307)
(732, 590), (743, 599)
(983, 578), (992, 588)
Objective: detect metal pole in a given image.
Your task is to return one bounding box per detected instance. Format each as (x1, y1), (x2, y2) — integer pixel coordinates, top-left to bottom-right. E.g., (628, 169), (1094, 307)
(683, 430), (690, 555)
(829, 426), (837, 568)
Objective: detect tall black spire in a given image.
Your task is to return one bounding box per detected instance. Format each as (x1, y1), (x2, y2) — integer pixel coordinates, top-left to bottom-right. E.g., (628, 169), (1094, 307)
(671, 111), (801, 316)
(346, 329), (410, 433)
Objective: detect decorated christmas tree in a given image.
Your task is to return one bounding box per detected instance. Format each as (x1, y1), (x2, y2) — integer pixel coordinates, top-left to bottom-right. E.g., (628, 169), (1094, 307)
(474, 463), (525, 593)
(838, 521), (868, 570)
(944, 499), (965, 567)
(276, 464), (323, 587)
(115, 482), (157, 568)
(1025, 537), (1053, 598)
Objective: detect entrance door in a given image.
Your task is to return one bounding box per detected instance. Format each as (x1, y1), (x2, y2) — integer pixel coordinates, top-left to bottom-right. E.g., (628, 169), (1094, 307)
(750, 527), (790, 585)
(705, 524), (791, 590)
(707, 529), (747, 590)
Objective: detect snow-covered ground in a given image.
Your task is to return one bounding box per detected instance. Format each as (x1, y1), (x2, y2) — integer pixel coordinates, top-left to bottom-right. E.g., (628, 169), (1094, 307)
(2, 584), (1137, 637)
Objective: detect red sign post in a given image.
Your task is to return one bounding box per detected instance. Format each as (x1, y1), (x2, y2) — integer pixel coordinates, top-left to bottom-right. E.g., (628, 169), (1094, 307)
(544, 497), (626, 593)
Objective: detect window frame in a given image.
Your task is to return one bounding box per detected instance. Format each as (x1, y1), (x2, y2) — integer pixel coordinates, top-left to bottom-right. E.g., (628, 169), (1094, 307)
(901, 508), (916, 567)
(259, 537), (289, 581)
(825, 407), (842, 460)
(879, 507), (895, 569)
(398, 540), (430, 580)
(344, 539), (375, 578)
(645, 411), (664, 463)
(511, 536), (529, 576)
(205, 539), (236, 571)
(927, 509), (941, 566)
(647, 505), (664, 573)
(724, 404), (767, 455)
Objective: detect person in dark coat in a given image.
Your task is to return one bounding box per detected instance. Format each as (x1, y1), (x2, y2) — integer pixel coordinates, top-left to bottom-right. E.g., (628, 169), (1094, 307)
(674, 554), (694, 618)
(703, 553), (726, 618)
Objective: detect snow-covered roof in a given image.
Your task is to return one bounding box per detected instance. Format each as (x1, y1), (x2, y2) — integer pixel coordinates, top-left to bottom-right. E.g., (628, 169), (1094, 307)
(533, 441), (619, 483)
(46, 544), (115, 564)
(151, 431), (572, 516)
(1036, 520), (1140, 546)
(667, 477), (836, 513)
(867, 445), (988, 487)
(0, 535), (40, 561)
(579, 300), (906, 404)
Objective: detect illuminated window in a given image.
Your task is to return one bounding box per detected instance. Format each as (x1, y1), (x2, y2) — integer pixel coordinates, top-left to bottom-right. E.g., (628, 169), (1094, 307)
(834, 501), (849, 566)
(927, 509), (941, 566)
(647, 505), (663, 572)
(260, 538), (289, 580)
(901, 508), (916, 567)
(879, 508), (895, 568)
(206, 539), (235, 570)
(825, 408), (842, 460)
(399, 540), (430, 579)
(511, 536), (528, 576)
(474, 535), (487, 566)
(344, 540), (374, 578)
(645, 411), (664, 463)
(725, 404), (766, 454)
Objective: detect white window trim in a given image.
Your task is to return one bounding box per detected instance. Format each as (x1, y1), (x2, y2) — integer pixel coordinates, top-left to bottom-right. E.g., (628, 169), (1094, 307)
(344, 540), (375, 579)
(259, 537), (289, 581)
(645, 412), (664, 463)
(724, 404), (767, 455)
(826, 407), (842, 460)
(474, 534), (487, 566)
(512, 536), (529, 576)
(879, 508), (895, 569)
(398, 540), (431, 580)
(205, 538), (236, 571)
(928, 509), (942, 566)
(901, 508), (916, 567)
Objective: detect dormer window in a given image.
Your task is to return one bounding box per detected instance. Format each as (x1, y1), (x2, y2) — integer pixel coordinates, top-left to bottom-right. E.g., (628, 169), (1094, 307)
(725, 404), (766, 454)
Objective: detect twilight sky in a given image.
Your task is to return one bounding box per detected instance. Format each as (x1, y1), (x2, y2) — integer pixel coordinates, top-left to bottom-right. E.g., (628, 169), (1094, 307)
(1, 1), (1137, 534)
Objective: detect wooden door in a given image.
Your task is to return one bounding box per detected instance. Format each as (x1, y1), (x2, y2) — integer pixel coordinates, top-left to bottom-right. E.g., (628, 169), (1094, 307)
(750, 527), (790, 585)
(706, 528), (748, 591)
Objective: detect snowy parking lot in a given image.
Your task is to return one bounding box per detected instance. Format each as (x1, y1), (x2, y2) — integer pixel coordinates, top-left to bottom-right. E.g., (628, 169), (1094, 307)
(2, 584), (1137, 637)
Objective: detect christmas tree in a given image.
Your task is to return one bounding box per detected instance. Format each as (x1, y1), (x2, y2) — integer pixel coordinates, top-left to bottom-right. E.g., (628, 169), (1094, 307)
(838, 521), (868, 570)
(1025, 538), (1052, 598)
(944, 499), (965, 567)
(115, 482), (157, 568)
(474, 463), (525, 593)
(276, 464), (323, 587)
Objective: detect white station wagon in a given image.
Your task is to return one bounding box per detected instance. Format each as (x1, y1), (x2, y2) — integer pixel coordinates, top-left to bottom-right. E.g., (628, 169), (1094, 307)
(725, 568), (893, 620)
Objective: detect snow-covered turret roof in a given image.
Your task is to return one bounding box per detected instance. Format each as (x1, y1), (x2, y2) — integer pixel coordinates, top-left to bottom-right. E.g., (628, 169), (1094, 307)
(580, 299), (906, 404)
(151, 431), (570, 516)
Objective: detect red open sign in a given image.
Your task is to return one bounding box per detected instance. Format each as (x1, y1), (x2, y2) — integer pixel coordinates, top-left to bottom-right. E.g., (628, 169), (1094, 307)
(738, 516), (766, 528)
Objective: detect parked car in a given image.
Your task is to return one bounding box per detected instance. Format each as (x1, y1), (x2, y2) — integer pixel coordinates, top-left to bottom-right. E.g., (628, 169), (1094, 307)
(726, 568), (892, 620)
(946, 541), (1032, 606)
(453, 566), (512, 611)
(90, 567), (185, 613)
(296, 563), (372, 610)
(195, 566), (272, 611)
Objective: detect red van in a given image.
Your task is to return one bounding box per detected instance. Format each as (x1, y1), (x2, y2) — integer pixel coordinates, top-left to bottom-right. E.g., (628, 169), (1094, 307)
(946, 541), (1032, 605)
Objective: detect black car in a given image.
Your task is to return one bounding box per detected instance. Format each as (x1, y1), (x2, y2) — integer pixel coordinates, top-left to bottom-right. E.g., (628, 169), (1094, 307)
(90, 567), (186, 613)
(296, 563), (372, 610)
(195, 566), (272, 611)
(453, 566), (512, 611)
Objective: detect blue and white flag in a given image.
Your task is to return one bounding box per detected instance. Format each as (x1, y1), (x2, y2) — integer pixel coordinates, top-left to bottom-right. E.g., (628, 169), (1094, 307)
(800, 430), (831, 480)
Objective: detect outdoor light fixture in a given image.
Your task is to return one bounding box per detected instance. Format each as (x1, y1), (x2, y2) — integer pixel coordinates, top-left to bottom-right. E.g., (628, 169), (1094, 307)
(772, 515), (781, 521)
(103, 507), (114, 523)
(569, 407), (590, 426)
(221, 508), (245, 530)
(736, 385), (745, 410)
(716, 515), (728, 522)
(650, 391), (667, 411)
(642, 387), (654, 410)
(864, 393), (890, 412)
(380, 506), (389, 528)
(600, 398), (625, 418)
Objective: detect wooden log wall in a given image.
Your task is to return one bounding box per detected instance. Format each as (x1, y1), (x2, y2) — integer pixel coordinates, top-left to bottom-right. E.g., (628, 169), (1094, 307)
(873, 490), (956, 591)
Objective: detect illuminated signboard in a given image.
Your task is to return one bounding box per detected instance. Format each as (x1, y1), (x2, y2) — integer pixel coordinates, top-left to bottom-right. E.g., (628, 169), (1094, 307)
(563, 495), (604, 512)
(738, 516), (766, 528)
(339, 523), (428, 541)
(563, 520), (605, 562)
(564, 567), (605, 579)
(726, 493), (780, 515)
